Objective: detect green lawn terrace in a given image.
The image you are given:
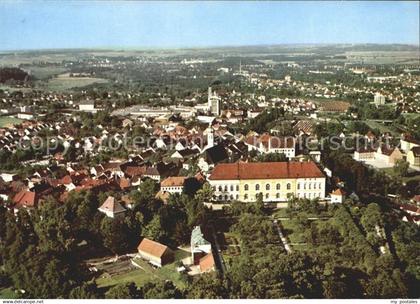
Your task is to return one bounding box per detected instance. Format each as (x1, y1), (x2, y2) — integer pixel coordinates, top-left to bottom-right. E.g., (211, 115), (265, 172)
(95, 248), (190, 293)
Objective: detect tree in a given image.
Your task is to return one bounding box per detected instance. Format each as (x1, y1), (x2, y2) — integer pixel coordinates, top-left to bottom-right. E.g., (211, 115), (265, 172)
(34, 199), (75, 253)
(141, 281), (183, 299)
(187, 274), (228, 299)
(143, 215), (166, 243)
(194, 182), (214, 203)
(393, 159), (410, 177)
(100, 217), (130, 254)
(106, 282), (142, 299)
(69, 282), (101, 299)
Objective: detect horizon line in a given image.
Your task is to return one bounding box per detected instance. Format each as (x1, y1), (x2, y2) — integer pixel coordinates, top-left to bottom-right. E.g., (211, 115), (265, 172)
(1, 42), (419, 54)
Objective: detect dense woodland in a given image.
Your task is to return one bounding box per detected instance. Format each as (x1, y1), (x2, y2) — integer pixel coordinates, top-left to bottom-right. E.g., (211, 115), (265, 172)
(0, 68), (31, 84)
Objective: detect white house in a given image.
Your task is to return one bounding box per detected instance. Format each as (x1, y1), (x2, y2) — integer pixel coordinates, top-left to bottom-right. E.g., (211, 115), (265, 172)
(78, 101), (96, 112)
(160, 176), (186, 194)
(330, 188), (346, 204)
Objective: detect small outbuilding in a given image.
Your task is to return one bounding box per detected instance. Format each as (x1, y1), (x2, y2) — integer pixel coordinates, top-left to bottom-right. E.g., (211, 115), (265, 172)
(137, 238), (174, 267)
(330, 188), (346, 204)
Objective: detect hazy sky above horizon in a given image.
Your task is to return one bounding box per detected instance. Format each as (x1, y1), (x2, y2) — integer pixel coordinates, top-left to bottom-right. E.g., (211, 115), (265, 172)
(0, 1), (418, 51)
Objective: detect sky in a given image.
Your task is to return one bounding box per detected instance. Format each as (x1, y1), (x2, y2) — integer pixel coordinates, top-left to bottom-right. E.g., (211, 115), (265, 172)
(0, 1), (419, 51)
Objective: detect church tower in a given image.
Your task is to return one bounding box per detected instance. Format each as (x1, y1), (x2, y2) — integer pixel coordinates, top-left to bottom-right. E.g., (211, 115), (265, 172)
(206, 124), (214, 148)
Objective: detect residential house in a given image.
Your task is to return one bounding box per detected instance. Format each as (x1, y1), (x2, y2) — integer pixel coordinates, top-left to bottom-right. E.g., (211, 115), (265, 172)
(330, 188), (346, 204)
(407, 147), (420, 167)
(375, 145), (403, 165)
(12, 190), (38, 213)
(354, 147), (376, 161)
(400, 134), (420, 154)
(160, 176), (186, 194)
(245, 134), (296, 159)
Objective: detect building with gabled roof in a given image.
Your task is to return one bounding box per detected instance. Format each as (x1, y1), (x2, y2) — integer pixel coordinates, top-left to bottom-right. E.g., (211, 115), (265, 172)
(12, 190), (38, 210)
(208, 161), (325, 202)
(160, 176), (186, 194)
(330, 188), (346, 204)
(98, 196), (126, 218)
(191, 226), (212, 265)
(137, 238), (174, 267)
(407, 146), (420, 167)
(199, 253), (216, 273)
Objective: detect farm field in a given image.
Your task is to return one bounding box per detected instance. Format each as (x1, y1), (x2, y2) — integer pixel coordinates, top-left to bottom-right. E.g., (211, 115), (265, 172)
(0, 116), (23, 128)
(28, 66), (68, 80)
(345, 51), (420, 65)
(0, 84), (32, 93)
(41, 73), (109, 91)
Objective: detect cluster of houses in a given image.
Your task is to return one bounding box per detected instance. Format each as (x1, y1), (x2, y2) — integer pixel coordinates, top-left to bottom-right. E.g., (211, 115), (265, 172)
(353, 132), (420, 169)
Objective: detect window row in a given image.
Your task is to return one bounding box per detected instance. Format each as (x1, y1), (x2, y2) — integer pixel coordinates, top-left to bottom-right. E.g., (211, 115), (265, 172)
(213, 182), (323, 192)
(214, 185), (240, 192)
(297, 182), (322, 190)
(244, 183), (291, 191)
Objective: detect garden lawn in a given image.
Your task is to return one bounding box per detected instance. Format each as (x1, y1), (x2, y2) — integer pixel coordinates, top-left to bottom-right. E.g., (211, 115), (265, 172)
(96, 249), (188, 290)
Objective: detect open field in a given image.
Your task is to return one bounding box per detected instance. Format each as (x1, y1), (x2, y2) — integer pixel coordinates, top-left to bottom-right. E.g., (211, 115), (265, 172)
(0, 84), (32, 93)
(96, 249), (189, 290)
(41, 73), (109, 91)
(345, 51), (420, 65)
(0, 116), (23, 128)
(27, 66), (68, 80)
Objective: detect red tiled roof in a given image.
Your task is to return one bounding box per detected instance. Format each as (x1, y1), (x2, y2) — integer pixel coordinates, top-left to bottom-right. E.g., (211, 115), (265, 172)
(118, 178), (131, 189)
(124, 166), (147, 177)
(137, 238), (169, 258)
(399, 203), (420, 214)
(161, 176), (186, 187)
(60, 175), (73, 185)
(199, 253), (215, 272)
(12, 190), (38, 208)
(331, 188), (346, 196)
(209, 161), (324, 180)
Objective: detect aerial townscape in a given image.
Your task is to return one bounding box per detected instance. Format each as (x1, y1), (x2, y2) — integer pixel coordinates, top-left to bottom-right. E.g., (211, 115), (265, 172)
(0, 1), (419, 301)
